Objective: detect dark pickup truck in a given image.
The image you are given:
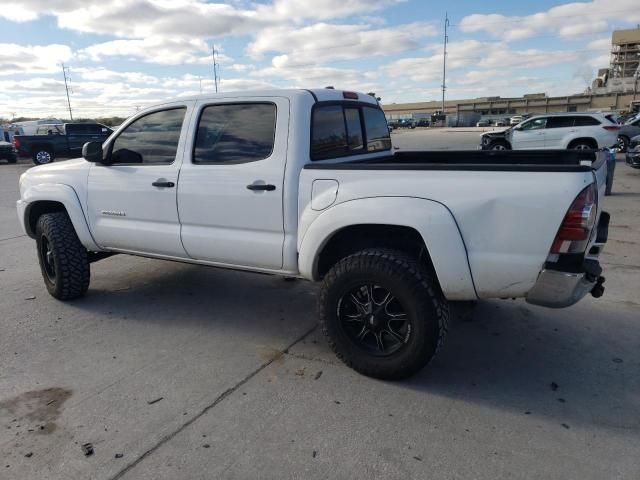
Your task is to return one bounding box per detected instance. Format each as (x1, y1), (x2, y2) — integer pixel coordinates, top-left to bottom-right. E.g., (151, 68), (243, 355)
(14, 123), (113, 165)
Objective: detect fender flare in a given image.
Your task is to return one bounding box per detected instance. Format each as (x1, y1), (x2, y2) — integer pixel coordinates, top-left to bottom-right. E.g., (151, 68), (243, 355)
(298, 196), (477, 300)
(19, 183), (101, 251)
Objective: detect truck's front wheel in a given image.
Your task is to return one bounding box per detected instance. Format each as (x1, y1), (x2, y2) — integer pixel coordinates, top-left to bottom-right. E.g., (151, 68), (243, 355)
(319, 249), (449, 380)
(36, 212), (90, 300)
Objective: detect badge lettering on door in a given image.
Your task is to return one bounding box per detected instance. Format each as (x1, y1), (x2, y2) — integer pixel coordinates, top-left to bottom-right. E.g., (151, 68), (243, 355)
(101, 210), (126, 217)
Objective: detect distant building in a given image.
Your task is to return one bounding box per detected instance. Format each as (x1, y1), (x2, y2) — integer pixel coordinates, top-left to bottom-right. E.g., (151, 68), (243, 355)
(383, 29), (640, 122)
(591, 28), (640, 94)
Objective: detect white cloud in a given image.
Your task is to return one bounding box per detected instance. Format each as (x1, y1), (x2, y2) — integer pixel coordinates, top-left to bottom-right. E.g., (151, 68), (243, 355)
(80, 37), (232, 65)
(256, 0), (404, 22)
(248, 22), (435, 64)
(460, 0), (640, 41)
(0, 44), (73, 76)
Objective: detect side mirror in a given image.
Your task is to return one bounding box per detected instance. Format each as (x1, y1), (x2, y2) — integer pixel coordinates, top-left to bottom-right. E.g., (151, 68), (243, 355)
(82, 141), (104, 163)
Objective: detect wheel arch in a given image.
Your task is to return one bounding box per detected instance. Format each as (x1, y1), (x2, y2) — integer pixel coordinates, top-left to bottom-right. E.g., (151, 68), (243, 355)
(298, 196), (477, 300)
(30, 142), (55, 154)
(20, 184), (101, 251)
(567, 137), (598, 149)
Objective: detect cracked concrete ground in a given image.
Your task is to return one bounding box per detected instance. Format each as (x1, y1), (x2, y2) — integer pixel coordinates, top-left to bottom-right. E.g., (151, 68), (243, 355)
(1, 129), (639, 479)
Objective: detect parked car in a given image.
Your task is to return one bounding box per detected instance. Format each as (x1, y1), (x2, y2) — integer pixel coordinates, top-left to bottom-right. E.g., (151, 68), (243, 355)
(415, 118), (430, 127)
(17, 88), (609, 380)
(616, 113), (640, 152)
(14, 123), (113, 165)
(398, 119), (416, 129)
(510, 115), (524, 126)
(0, 141), (17, 163)
(480, 113), (620, 151)
(494, 119), (508, 127)
(626, 134), (640, 168)
(476, 119), (491, 127)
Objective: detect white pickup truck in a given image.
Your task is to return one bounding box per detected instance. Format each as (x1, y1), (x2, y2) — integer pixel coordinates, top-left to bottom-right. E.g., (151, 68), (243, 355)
(17, 89), (610, 379)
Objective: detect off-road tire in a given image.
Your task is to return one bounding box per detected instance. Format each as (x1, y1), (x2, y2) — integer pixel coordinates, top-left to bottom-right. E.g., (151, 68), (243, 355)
(319, 249), (449, 380)
(36, 212), (90, 300)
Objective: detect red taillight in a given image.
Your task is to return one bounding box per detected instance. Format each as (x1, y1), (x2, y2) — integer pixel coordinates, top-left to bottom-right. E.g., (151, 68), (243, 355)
(13, 137), (21, 149)
(342, 91), (358, 99)
(550, 184), (598, 254)
(602, 125), (620, 131)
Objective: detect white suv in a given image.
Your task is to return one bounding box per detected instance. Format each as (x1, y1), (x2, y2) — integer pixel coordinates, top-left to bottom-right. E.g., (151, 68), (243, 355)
(482, 113), (620, 150)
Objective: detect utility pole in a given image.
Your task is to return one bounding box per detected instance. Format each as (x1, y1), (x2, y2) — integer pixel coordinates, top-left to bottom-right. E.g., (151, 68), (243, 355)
(212, 46), (219, 93)
(61, 63), (73, 121)
(441, 12), (449, 115)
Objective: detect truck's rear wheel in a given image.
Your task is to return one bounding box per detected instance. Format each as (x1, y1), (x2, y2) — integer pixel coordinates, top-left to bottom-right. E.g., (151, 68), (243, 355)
(319, 249), (449, 380)
(35, 212), (90, 300)
(33, 149), (54, 165)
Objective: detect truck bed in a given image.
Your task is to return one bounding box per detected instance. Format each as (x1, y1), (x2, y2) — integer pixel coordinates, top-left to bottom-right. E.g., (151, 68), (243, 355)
(304, 149), (605, 172)
(299, 148), (607, 300)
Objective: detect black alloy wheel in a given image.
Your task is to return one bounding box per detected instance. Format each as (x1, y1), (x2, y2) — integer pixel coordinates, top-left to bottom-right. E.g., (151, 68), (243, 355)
(338, 283), (411, 357)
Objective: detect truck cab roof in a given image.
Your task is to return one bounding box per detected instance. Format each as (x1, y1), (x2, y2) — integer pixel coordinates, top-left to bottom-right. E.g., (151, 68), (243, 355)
(160, 88), (380, 106)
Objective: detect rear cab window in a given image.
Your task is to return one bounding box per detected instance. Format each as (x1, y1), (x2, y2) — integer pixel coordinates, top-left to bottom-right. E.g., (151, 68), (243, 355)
(311, 103), (391, 160)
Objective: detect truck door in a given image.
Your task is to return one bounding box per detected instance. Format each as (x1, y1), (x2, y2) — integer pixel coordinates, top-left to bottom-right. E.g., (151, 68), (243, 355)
(511, 117), (547, 149)
(87, 104), (192, 256)
(177, 98), (288, 270)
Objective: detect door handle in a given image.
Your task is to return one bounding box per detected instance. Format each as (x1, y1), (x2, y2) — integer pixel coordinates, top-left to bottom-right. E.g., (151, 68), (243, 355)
(247, 183), (276, 191)
(152, 180), (175, 188)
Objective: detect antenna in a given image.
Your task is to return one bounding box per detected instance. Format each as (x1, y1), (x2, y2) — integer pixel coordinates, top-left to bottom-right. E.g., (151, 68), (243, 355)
(212, 46), (219, 93)
(61, 62), (73, 121)
(441, 12), (449, 114)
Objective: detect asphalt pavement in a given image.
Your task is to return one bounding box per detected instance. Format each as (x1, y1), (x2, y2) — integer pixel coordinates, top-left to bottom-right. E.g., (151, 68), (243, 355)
(1, 131), (638, 479)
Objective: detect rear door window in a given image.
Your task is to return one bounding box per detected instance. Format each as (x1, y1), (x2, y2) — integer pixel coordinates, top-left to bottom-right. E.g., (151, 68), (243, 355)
(546, 117), (575, 129)
(194, 103), (276, 164)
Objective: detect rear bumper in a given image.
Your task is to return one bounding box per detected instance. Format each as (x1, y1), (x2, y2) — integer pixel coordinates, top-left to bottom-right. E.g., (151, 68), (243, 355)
(526, 212), (609, 308)
(526, 267), (601, 308)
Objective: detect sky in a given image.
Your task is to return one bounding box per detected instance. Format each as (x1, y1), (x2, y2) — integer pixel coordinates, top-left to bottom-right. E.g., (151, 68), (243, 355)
(0, 0), (639, 119)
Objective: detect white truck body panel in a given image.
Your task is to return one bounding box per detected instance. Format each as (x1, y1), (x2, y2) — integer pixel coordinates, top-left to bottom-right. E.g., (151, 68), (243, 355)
(298, 168), (595, 298)
(17, 88), (607, 304)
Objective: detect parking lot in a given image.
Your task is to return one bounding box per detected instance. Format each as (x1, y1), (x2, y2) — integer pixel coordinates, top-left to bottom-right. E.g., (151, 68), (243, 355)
(1, 128), (639, 479)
